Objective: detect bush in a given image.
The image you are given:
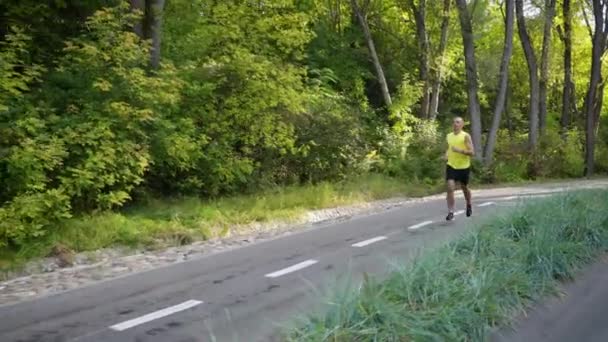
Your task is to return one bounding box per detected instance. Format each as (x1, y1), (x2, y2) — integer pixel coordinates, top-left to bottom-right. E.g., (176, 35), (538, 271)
(483, 128), (585, 183)
(0, 6), (180, 246)
(146, 1), (315, 196)
(536, 129), (585, 178)
(373, 119), (445, 186)
(280, 92), (371, 184)
(0, 190), (72, 247)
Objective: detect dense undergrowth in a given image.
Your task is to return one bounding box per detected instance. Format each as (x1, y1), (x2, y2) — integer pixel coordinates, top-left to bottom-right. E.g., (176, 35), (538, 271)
(287, 190), (608, 341)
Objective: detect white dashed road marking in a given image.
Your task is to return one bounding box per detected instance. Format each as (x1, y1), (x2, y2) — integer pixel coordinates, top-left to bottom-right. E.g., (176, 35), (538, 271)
(454, 210), (465, 216)
(478, 202), (495, 207)
(407, 220), (433, 230)
(352, 236), (387, 247)
(109, 300), (203, 331)
(265, 259), (318, 278)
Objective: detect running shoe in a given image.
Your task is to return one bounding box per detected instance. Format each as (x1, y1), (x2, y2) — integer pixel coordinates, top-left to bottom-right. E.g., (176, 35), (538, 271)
(446, 212), (454, 221)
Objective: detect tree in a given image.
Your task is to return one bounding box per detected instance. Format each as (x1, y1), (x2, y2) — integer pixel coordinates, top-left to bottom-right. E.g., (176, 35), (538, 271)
(130, 0), (145, 37)
(148, 0), (165, 69)
(583, 0), (608, 176)
(350, 0), (392, 108)
(429, 0), (451, 120)
(515, 0), (540, 150)
(129, 0), (166, 69)
(557, 0), (576, 133)
(484, 0), (515, 165)
(406, 0), (431, 118)
(539, 0), (557, 134)
(455, 0), (483, 157)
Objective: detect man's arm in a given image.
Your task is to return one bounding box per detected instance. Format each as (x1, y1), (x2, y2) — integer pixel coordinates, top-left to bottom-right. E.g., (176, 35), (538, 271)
(463, 134), (475, 156)
(452, 134), (475, 156)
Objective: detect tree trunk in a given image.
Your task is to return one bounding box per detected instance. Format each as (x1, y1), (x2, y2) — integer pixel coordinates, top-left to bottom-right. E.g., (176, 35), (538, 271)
(539, 0), (557, 134)
(559, 0), (575, 133)
(483, 0), (515, 166)
(429, 0), (451, 120)
(147, 0), (165, 69)
(351, 0), (392, 108)
(583, 0), (607, 177)
(455, 0), (483, 158)
(515, 0), (540, 150)
(130, 0), (145, 38)
(506, 84), (513, 137)
(408, 0), (431, 119)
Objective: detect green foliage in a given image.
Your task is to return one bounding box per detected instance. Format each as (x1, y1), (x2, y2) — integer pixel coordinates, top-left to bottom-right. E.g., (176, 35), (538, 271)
(151, 0), (316, 195)
(483, 128), (586, 183)
(0, 190), (72, 247)
(0, 28), (44, 112)
(536, 129), (585, 178)
(279, 92), (370, 184)
(288, 190), (608, 341)
(0, 5), (180, 246)
(379, 120), (444, 186)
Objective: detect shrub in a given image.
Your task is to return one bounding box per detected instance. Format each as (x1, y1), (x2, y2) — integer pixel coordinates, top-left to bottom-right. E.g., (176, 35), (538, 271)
(536, 128), (584, 178)
(0, 5), (180, 246)
(0, 190), (72, 247)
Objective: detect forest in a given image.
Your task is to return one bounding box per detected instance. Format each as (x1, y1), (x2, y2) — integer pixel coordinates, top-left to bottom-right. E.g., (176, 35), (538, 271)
(1, 0), (607, 254)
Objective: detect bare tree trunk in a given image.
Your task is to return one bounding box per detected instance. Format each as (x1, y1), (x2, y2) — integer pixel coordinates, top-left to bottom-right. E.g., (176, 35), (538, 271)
(506, 84), (513, 137)
(408, 0), (431, 118)
(429, 0), (451, 120)
(455, 0), (482, 158)
(515, 0), (540, 150)
(130, 0), (146, 38)
(351, 0), (392, 108)
(484, 0), (515, 166)
(147, 0), (165, 69)
(584, 0), (607, 177)
(558, 0), (575, 134)
(539, 0), (557, 134)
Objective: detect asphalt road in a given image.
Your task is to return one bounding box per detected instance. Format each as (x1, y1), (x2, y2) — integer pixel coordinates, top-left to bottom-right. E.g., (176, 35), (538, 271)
(492, 257), (608, 342)
(0, 181), (606, 342)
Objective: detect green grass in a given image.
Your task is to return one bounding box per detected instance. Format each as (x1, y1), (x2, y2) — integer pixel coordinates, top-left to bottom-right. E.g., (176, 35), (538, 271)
(0, 174), (443, 275)
(286, 190), (608, 341)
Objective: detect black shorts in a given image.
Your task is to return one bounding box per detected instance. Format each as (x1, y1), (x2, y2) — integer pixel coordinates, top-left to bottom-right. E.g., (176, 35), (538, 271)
(446, 165), (470, 185)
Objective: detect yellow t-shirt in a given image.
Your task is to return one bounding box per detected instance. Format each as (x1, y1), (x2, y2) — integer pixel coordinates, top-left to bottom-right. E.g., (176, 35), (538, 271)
(446, 131), (471, 169)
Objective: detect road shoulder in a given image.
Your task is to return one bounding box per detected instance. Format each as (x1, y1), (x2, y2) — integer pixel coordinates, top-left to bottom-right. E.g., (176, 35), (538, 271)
(492, 255), (608, 342)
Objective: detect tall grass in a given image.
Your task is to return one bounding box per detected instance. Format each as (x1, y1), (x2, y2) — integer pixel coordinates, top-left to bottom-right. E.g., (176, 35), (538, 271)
(287, 190), (608, 341)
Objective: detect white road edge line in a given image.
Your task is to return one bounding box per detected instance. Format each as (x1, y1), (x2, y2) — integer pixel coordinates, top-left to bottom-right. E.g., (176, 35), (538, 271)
(478, 202), (495, 207)
(352, 236), (387, 248)
(408, 220), (433, 231)
(109, 300), (203, 332)
(265, 259), (318, 278)
(454, 210), (465, 216)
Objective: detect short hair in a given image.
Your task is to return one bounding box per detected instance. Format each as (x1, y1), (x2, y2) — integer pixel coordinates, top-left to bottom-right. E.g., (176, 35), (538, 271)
(453, 116), (464, 122)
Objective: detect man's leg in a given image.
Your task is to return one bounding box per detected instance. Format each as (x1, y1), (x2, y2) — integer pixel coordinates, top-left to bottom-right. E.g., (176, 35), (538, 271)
(462, 184), (471, 205)
(462, 183), (472, 217)
(446, 179), (456, 220)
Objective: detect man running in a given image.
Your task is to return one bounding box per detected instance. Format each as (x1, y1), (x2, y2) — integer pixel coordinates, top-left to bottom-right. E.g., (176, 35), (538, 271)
(444, 117), (474, 221)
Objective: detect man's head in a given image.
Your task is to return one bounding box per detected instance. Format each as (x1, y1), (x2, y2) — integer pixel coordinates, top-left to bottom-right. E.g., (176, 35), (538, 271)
(452, 117), (464, 132)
